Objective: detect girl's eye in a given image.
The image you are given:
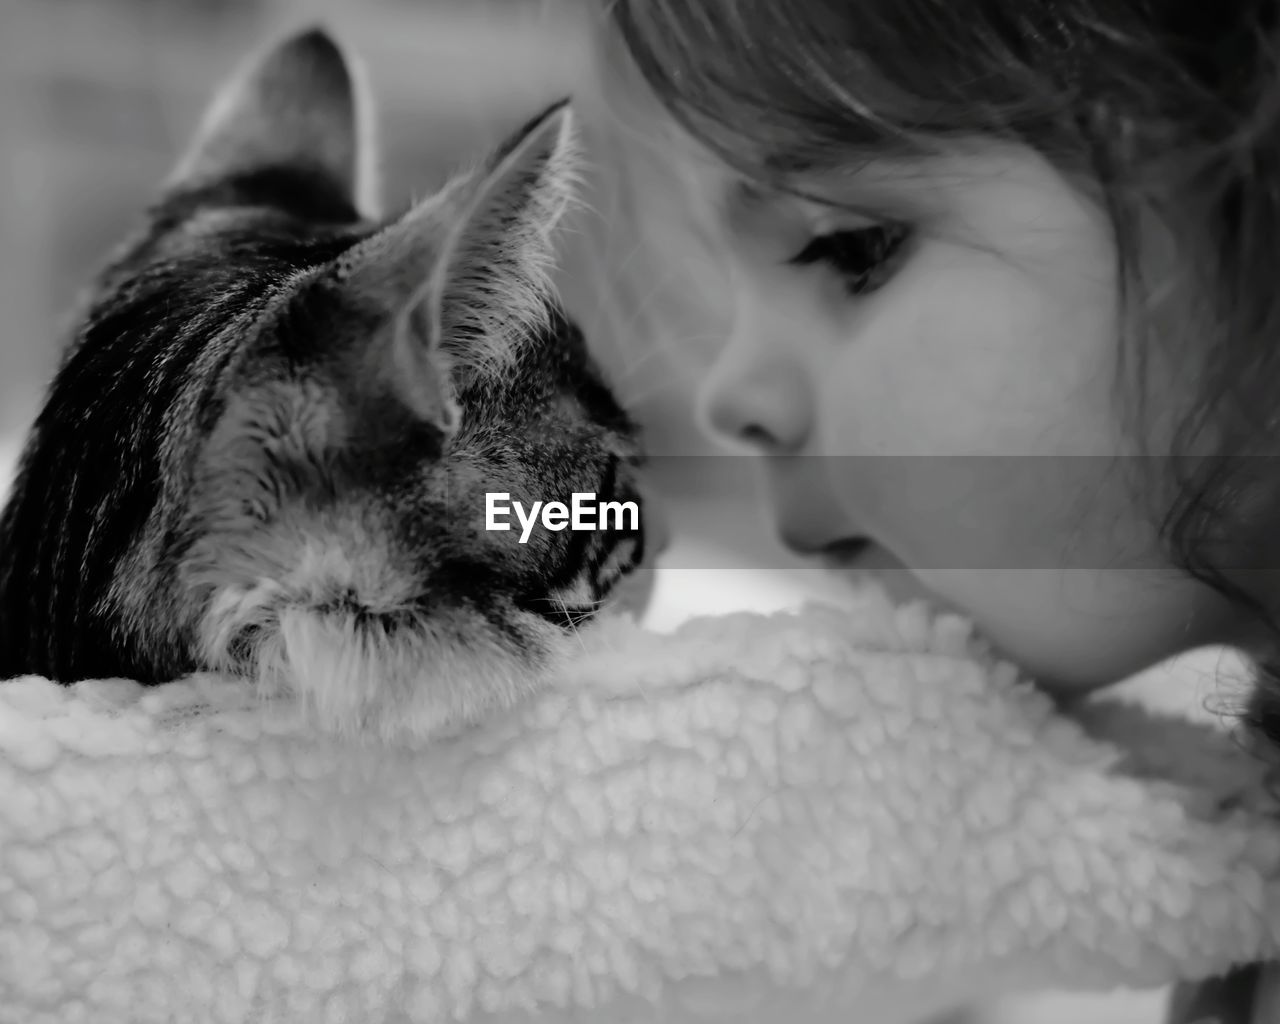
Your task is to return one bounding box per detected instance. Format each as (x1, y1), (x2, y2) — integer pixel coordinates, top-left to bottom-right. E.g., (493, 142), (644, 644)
(787, 223), (912, 296)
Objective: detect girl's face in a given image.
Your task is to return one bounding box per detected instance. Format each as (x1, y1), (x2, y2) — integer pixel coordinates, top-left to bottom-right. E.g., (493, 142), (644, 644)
(670, 142), (1239, 691)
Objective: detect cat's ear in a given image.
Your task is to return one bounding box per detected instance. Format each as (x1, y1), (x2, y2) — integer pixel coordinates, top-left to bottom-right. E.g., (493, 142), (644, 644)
(324, 101), (577, 434)
(424, 99), (579, 375)
(168, 27), (372, 210)
(336, 100), (578, 370)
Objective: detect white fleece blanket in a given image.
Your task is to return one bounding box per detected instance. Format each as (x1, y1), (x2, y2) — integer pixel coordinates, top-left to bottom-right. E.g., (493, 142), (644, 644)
(2, 583), (1279, 1024)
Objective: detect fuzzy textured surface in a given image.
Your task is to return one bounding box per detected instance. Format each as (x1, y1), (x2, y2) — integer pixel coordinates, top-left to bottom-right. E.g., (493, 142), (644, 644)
(3, 583), (1280, 1024)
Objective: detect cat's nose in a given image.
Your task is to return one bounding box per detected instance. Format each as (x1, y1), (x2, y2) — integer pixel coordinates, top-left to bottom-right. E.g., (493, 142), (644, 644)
(603, 484), (669, 622)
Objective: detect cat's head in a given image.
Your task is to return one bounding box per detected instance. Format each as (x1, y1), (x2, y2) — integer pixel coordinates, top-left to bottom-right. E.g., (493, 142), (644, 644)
(37, 30), (655, 737)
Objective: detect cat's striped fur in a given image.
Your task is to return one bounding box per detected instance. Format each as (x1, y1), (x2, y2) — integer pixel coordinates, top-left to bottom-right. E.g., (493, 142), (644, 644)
(0, 29), (648, 740)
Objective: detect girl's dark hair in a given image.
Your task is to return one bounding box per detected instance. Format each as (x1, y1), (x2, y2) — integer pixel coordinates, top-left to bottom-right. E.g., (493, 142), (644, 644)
(603, 0), (1280, 750)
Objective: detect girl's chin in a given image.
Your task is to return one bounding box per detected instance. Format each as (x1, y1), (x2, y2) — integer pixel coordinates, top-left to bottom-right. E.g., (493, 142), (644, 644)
(826, 553), (1120, 700)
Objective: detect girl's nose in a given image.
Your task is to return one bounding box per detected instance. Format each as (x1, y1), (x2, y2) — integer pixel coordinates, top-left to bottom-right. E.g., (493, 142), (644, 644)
(698, 341), (813, 455)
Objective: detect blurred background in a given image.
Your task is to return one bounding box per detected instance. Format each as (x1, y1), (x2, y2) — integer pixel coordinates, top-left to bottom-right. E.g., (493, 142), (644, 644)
(0, 1), (1181, 1021)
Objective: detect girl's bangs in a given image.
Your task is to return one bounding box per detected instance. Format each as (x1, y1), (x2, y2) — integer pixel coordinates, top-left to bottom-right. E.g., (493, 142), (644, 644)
(604, 0), (945, 182)
(604, 0), (1084, 186)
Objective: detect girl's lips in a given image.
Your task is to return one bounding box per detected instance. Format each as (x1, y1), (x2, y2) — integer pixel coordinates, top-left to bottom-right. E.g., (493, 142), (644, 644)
(817, 537), (873, 567)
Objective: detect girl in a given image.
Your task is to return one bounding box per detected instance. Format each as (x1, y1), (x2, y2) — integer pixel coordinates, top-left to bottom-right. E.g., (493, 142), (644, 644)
(568, 1), (1280, 1021)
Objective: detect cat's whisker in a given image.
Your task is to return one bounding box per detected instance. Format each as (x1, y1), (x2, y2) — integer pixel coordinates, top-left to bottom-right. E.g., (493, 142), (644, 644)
(551, 594), (591, 655)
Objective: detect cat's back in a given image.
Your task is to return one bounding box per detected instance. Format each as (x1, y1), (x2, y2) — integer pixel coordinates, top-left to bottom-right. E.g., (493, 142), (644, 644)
(0, 164), (371, 682)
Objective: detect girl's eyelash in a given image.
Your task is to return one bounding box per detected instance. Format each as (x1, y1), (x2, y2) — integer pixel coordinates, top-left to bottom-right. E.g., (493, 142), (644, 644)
(787, 223), (912, 295)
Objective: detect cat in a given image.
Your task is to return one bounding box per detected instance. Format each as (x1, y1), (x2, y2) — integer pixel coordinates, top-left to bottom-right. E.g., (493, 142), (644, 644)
(0, 27), (651, 741)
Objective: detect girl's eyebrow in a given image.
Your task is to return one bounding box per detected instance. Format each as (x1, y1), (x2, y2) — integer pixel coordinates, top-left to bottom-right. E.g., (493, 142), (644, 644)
(755, 167), (945, 224)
